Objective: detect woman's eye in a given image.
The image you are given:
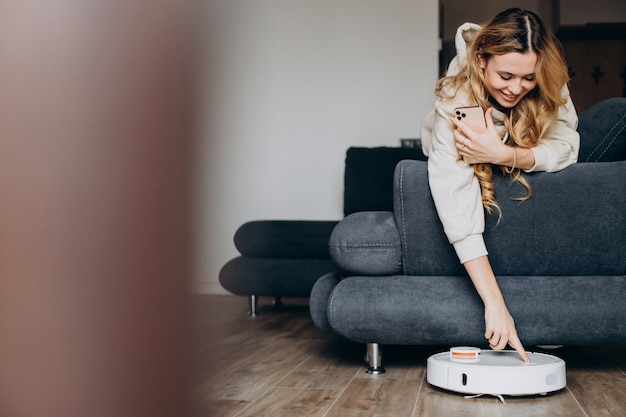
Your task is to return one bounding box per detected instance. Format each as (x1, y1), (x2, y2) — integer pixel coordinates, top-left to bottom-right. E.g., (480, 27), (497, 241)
(524, 76), (535, 82)
(499, 75), (512, 81)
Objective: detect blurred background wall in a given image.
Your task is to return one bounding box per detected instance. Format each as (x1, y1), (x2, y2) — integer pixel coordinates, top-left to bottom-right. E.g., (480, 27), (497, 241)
(194, 0), (439, 294)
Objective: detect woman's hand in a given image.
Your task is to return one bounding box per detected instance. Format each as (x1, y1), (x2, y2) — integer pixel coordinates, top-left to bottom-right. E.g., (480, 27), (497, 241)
(484, 299), (529, 362)
(464, 256), (530, 363)
(450, 107), (510, 165)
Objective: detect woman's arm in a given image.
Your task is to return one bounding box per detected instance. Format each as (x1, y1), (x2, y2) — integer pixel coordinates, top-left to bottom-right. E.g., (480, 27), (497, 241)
(526, 95), (579, 172)
(428, 100), (529, 363)
(428, 103), (488, 263)
(464, 256), (530, 362)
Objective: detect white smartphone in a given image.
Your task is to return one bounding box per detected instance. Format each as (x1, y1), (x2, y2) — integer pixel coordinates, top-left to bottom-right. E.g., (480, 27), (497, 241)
(454, 106), (486, 134)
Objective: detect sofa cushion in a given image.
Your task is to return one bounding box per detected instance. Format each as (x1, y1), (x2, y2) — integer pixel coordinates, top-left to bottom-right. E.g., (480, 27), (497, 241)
(309, 272), (342, 332)
(324, 274), (626, 346)
(234, 220), (339, 259)
(219, 256), (338, 297)
(343, 146), (426, 216)
(329, 211), (402, 275)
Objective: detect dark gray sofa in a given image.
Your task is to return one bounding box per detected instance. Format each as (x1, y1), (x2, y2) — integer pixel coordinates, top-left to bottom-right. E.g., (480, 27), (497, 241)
(310, 158), (626, 373)
(219, 146), (427, 315)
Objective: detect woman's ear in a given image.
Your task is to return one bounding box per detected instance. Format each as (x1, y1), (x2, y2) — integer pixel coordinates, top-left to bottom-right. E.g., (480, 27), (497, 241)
(478, 53), (486, 69)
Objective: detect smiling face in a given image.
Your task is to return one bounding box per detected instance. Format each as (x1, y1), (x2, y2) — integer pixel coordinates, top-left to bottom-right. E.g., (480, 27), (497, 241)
(480, 51), (538, 108)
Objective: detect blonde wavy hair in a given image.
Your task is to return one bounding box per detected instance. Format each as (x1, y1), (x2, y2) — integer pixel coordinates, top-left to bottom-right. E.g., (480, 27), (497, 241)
(436, 8), (570, 215)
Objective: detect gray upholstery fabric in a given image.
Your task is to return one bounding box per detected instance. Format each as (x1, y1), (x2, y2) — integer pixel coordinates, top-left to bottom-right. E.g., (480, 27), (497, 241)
(219, 257), (337, 297)
(395, 160), (626, 277)
(393, 161), (463, 276)
(309, 272), (341, 332)
(326, 274), (626, 346)
(329, 211), (402, 275)
(234, 220), (339, 259)
(578, 97), (626, 162)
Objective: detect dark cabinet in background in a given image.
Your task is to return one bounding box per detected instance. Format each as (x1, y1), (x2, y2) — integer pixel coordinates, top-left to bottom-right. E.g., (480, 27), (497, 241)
(558, 24), (626, 112)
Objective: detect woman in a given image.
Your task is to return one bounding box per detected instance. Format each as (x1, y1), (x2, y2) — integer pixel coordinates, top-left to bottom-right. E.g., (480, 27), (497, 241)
(421, 8), (580, 362)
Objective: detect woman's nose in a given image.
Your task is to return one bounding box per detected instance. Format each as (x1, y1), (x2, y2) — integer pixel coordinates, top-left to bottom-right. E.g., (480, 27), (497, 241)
(508, 80), (523, 94)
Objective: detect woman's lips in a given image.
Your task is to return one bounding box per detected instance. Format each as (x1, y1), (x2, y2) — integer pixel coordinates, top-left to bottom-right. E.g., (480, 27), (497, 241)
(501, 91), (519, 103)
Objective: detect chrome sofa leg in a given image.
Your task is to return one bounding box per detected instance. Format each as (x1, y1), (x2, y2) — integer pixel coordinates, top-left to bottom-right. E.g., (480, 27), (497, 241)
(365, 343), (385, 374)
(248, 295), (259, 317)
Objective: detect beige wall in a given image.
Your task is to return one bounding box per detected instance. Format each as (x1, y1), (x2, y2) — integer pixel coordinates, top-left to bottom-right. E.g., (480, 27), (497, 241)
(194, 0), (439, 294)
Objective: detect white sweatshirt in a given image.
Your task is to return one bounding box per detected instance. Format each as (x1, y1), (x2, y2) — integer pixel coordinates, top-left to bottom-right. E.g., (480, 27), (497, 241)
(420, 22), (580, 264)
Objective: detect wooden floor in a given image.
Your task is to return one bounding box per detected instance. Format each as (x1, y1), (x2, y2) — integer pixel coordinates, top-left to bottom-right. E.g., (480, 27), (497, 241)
(189, 294), (626, 417)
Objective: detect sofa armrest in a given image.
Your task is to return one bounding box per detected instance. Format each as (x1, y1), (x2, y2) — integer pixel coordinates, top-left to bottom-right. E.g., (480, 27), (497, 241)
(329, 211), (402, 275)
(234, 220), (339, 258)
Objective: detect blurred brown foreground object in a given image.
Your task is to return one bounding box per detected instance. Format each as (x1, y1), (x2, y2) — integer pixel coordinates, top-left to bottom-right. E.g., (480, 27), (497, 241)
(0, 1), (196, 417)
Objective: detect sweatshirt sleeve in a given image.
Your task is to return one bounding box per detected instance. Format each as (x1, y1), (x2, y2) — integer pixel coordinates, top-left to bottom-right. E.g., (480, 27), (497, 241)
(427, 101), (488, 264)
(527, 91), (580, 173)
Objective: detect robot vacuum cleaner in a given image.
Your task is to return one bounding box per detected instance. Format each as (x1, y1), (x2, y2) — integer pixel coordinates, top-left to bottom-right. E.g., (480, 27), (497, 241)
(427, 347), (566, 396)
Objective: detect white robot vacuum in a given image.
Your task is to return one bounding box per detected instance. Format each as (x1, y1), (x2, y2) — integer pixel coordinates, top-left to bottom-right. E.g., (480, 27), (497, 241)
(427, 347), (566, 397)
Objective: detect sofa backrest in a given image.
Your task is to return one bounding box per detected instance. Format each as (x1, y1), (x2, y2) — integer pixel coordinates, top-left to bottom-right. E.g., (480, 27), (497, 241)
(394, 159), (626, 276)
(343, 146), (426, 216)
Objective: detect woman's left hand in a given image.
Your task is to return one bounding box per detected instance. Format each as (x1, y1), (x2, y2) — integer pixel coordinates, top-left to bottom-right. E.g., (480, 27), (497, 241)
(451, 107), (509, 165)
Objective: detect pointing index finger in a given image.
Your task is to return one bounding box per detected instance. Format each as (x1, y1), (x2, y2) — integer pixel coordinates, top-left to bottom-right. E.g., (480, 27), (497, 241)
(509, 336), (530, 363)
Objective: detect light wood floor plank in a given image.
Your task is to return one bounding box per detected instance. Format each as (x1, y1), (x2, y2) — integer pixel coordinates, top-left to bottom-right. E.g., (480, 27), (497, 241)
(235, 387), (341, 417)
(326, 377), (422, 417)
(414, 382), (503, 417)
(498, 390), (587, 417)
(199, 337), (326, 401)
(276, 354), (360, 389)
(566, 367), (626, 416)
(550, 346), (626, 416)
(190, 398), (250, 417)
